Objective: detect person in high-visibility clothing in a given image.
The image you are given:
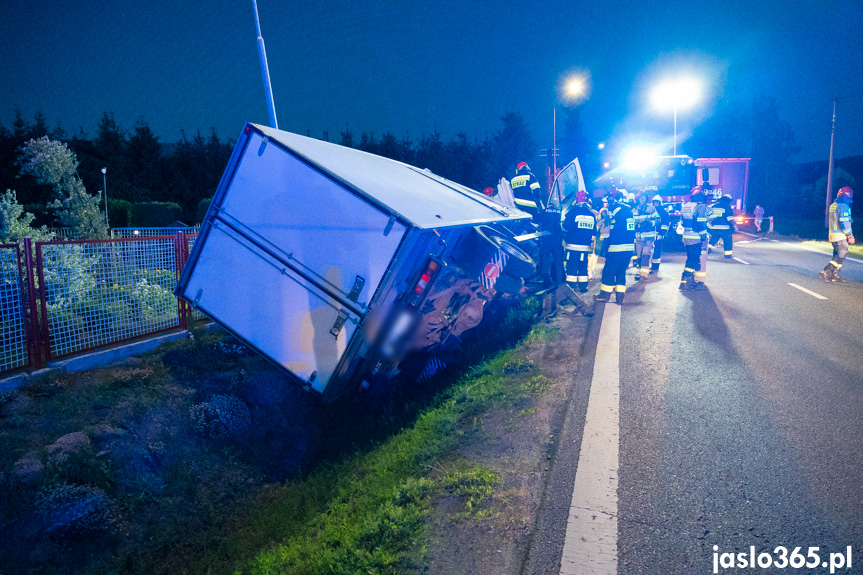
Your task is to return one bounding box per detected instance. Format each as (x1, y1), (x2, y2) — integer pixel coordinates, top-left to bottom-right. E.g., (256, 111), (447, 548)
(510, 162), (545, 221)
(632, 193), (660, 281)
(679, 186), (709, 290)
(650, 195), (669, 272)
(819, 186), (855, 283)
(707, 194), (737, 259)
(594, 190), (635, 304)
(562, 191), (596, 293)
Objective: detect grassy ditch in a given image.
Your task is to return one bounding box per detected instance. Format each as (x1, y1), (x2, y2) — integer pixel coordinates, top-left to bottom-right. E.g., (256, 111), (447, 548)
(771, 218), (863, 258)
(218, 312), (555, 575)
(0, 297), (550, 575)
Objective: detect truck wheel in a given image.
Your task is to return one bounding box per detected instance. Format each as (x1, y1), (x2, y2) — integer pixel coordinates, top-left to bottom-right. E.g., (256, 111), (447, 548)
(494, 273), (524, 295)
(490, 236), (536, 278)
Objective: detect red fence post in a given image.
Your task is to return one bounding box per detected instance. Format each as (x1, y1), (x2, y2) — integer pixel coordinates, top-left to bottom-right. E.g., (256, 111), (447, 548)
(176, 231), (187, 331)
(22, 238), (43, 369)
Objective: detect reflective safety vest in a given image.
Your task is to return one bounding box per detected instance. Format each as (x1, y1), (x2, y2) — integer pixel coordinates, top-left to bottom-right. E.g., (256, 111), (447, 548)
(510, 167), (544, 212)
(681, 201), (708, 245)
(562, 204), (596, 251)
(708, 203), (735, 230)
(828, 200), (853, 242)
(606, 204), (635, 252)
(633, 203), (659, 239)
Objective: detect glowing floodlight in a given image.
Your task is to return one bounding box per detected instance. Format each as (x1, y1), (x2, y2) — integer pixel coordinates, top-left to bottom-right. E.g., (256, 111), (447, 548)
(621, 144), (660, 173)
(650, 76), (703, 155)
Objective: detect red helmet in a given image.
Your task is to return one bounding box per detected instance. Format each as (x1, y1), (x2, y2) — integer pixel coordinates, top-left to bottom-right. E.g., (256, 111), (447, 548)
(838, 186), (853, 199)
(516, 162), (529, 171)
(482, 187), (494, 197)
(576, 190), (589, 203)
(691, 185), (703, 195)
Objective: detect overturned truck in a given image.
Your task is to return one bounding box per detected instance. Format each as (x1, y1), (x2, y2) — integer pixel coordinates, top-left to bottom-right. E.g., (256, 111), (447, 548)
(176, 123), (538, 401)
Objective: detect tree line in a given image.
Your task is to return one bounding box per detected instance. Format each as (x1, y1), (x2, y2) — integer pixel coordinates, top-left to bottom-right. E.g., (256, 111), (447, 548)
(0, 110), (544, 229)
(1, 97), (859, 234)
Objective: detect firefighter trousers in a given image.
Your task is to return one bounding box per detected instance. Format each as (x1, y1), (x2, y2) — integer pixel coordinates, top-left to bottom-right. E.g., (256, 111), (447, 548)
(634, 235), (655, 277)
(600, 250), (633, 297)
(651, 236), (664, 271)
(681, 241), (701, 288)
(830, 239), (849, 269)
(564, 246), (591, 286)
(709, 227), (734, 257)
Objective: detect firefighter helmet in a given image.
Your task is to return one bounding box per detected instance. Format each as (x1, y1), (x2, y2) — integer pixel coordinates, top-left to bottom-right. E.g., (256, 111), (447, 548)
(576, 190), (589, 203)
(651, 195), (663, 204)
(722, 194), (732, 201)
(516, 162), (529, 171)
(482, 187), (494, 197)
(691, 185), (703, 195)
(838, 186), (853, 200)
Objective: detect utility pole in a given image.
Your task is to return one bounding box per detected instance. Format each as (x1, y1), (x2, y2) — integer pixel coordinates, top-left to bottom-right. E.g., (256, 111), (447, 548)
(252, 0), (278, 129)
(825, 98), (836, 228)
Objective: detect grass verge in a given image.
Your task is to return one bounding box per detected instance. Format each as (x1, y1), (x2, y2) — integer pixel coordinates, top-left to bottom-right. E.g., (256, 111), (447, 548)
(214, 301), (554, 575)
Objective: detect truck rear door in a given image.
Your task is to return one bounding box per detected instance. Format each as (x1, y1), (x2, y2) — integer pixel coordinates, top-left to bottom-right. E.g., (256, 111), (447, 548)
(178, 127), (407, 395)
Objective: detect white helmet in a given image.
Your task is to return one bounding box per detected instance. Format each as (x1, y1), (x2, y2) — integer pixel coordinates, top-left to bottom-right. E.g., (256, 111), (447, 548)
(651, 195), (662, 203)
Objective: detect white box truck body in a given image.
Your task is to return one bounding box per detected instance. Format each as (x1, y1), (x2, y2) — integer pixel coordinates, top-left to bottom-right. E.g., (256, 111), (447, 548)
(176, 124), (534, 401)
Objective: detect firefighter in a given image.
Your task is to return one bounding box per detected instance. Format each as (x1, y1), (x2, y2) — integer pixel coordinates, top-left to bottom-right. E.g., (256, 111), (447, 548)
(594, 190), (635, 304)
(562, 191), (596, 293)
(650, 195), (669, 272)
(708, 194), (736, 259)
(679, 186), (709, 290)
(819, 186), (855, 283)
(632, 193), (660, 280)
(510, 162), (545, 221)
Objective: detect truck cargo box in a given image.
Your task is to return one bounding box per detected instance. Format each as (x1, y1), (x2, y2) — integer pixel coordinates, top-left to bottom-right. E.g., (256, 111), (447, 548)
(176, 123), (531, 400)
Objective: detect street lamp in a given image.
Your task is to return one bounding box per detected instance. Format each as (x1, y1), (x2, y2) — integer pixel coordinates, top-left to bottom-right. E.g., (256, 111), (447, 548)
(554, 74), (588, 175)
(101, 167), (109, 231)
(651, 76), (702, 156)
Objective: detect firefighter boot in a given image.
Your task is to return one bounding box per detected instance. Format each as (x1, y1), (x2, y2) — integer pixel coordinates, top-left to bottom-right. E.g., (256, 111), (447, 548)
(832, 269), (847, 283)
(819, 265), (834, 283)
(615, 291), (625, 305)
(577, 281), (588, 293)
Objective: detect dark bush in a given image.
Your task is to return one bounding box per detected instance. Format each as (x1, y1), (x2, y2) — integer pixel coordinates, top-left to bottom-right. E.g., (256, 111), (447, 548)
(129, 201), (183, 227)
(107, 198), (132, 228)
(196, 197), (212, 224)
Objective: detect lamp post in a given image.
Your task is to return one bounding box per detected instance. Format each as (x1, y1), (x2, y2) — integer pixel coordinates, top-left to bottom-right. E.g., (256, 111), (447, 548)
(651, 77), (702, 156)
(554, 76), (587, 175)
(101, 167), (109, 230)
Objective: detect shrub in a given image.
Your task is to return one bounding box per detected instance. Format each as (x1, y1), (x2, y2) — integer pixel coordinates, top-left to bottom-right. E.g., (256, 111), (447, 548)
(196, 197), (212, 224)
(32, 483), (117, 539)
(129, 201), (183, 227)
(107, 198), (132, 228)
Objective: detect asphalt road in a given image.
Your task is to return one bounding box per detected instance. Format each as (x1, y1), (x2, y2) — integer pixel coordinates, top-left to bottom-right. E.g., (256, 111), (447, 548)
(527, 233), (863, 575)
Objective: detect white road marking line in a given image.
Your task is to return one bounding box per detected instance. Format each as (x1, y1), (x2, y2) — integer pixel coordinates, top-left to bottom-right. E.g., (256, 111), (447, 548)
(733, 257), (750, 265)
(560, 303), (620, 575)
(788, 283), (828, 300)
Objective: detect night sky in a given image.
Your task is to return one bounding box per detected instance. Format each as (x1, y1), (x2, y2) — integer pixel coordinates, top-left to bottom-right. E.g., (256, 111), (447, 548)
(1, 0), (861, 163)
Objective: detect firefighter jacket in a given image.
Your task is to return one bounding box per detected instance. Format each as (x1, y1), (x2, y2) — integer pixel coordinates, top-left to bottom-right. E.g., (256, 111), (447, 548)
(708, 201), (736, 230)
(605, 203), (636, 253)
(680, 200), (709, 246)
(510, 167), (545, 213)
(633, 202), (659, 240)
(562, 203), (596, 251)
(653, 202), (670, 237)
(828, 199), (854, 242)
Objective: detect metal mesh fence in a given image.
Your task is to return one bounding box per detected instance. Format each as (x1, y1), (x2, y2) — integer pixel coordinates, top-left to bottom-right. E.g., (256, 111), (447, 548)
(0, 245), (29, 373)
(112, 227), (200, 239)
(186, 234), (208, 322)
(37, 238), (180, 359)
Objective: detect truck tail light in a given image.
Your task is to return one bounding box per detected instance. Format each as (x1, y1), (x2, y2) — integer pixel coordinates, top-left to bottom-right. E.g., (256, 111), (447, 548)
(405, 259), (440, 308)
